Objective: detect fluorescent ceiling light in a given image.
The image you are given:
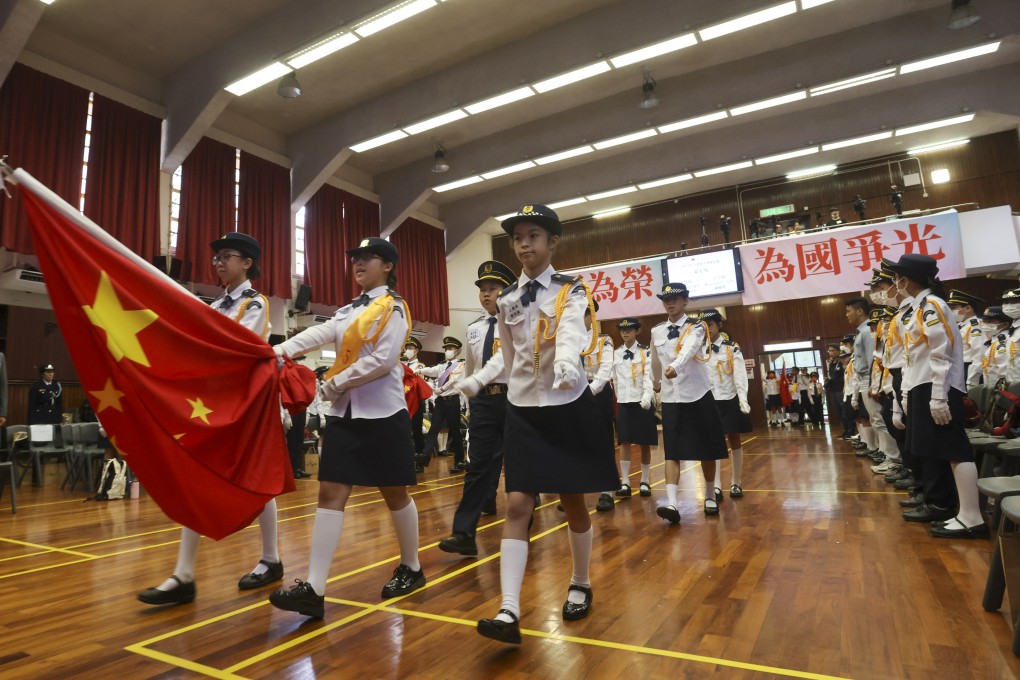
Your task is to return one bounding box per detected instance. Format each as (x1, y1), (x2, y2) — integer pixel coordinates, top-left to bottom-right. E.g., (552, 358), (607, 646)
(481, 161), (536, 180)
(495, 213), (516, 221)
(610, 34), (698, 68)
(895, 113), (975, 136)
(586, 186), (638, 201)
(464, 87), (535, 115)
(729, 90), (806, 116)
(354, 0), (437, 38)
(699, 2), (797, 41)
(593, 207), (632, 218)
(658, 111), (728, 134)
(593, 129), (658, 150)
(786, 164), (837, 179)
(637, 173), (693, 190)
(225, 62), (292, 96)
(350, 129), (408, 153)
(534, 145), (594, 165)
(899, 42), (1001, 75)
(287, 33), (359, 69)
(907, 139), (970, 154)
(930, 168), (951, 184)
(763, 340), (814, 351)
(548, 197), (588, 209)
(754, 146), (819, 165)
(693, 161), (753, 178)
(810, 68), (896, 96)
(432, 175), (484, 193)
(533, 61), (612, 93)
(821, 131), (892, 151)
(799, 0), (836, 8)
(402, 109), (468, 135)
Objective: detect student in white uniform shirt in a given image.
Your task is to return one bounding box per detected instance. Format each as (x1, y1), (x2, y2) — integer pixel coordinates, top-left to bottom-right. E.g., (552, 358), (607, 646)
(436, 260), (517, 557)
(649, 283), (730, 521)
(762, 370), (782, 426)
(888, 254), (987, 539)
(269, 237), (423, 619)
(877, 267), (916, 489)
(402, 338), (428, 471)
(1001, 288), (1020, 384)
(845, 297), (881, 460)
(475, 204), (617, 645)
(703, 310), (751, 498)
(138, 232), (284, 606)
(611, 317), (656, 499)
(976, 306), (1014, 388)
(581, 300), (616, 512)
(419, 337), (467, 471)
(947, 290), (986, 387)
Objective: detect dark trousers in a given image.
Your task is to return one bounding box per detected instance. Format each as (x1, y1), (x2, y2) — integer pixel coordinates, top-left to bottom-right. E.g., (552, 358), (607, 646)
(880, 369), (911, 469)
(425, 395), (465, 463)
(810, 395), (824, 424)
(452, 392), (507, 536)
(286, 410), (307, 474)
(828, 389), (851, 434)
(841, 396), (858, 434)
(410, 402), (425, 455)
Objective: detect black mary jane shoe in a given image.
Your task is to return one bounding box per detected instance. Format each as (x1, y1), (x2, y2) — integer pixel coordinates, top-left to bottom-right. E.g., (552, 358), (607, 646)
(704, 499), (720, 516)
(714, 487), (723, 503)
(616, 484), (632, 498)
(137, 575), (196, 605)
(929, 518), (991, 539)
(381, 564), (426, 598)
(729, 484), (744, 499)
(238, 559), (284, 590)
(656, 504), (681, 525)
(477, 609), (522, 644)
(595, 493), (614, 512)
(269, 579), (325, 618)
(639, 482), (652, 497)
(562, 584), (593, 621)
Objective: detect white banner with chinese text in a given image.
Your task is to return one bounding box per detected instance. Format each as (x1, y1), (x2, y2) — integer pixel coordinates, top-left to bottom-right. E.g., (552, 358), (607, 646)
(564, 257), (665, 321)
(737, 211), (964, 304)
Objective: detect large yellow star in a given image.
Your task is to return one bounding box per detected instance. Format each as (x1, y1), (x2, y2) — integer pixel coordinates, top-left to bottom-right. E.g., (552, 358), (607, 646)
(187, 397), (213, 424)
(89, 378), (125, 413)
(82, 271), (159, 366)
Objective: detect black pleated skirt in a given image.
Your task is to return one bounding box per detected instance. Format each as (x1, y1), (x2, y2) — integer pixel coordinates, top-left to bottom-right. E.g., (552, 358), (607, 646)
(319, 410), (417, 486)
(503, 388), (619, 494)
(905, 384), (974, 463)
(617, 402), (658, 445)
(716, 396), (753, 434)
(661, 393), (729, 461)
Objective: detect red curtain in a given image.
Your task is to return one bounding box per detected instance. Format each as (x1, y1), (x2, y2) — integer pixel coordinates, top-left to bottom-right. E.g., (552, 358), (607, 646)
(0, 63), (89, 255)
(238, 152), (291, 299)
(83, 94), (162, 257)
(303, 185), (379, 307)
(389, 217), (449, 326)
(177, 137), (236, 288)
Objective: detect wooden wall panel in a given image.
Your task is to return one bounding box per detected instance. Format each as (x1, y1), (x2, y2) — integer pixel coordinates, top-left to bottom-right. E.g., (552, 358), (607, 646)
(3, 305), (79, 382)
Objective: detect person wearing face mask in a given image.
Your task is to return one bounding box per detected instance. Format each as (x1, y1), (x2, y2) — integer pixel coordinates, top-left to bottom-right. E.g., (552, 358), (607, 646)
(418, 338), (468, 472)
(1002, 288), (1020, 384)
(976, 306), (1013, 388)
(845, 297), (881, 460)
(839, 337), (863, 447)
(582, 300), (617, 512)
(703, 310), (751, 498)
(401, 338), (427, 470)
(946, 290), (986, 388)
(612, 317), (656, 499)
(763, 370), (782, 426)
(868, 268), (893, 308)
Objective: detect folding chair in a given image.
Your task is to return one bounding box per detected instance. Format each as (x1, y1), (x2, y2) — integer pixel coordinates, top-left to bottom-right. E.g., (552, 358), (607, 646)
(60, 423), (81, 490)
(0, 428), (17, 513)
(76, 423), (105, 491)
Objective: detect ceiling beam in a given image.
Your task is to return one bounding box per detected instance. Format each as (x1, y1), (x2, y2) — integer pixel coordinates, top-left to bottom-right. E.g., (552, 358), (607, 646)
(0, 0), (45, 85)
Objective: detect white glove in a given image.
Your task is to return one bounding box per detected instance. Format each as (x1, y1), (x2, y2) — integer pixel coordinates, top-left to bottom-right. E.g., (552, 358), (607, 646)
(738, 398), (751, 415)
(851, 394), (860, 409)
(553, 361), (579, 391)
(319, 377), (344, 402)
(902, 393), (909, 415)
(283, 411), (293, 431)
(414, 364), (425, 375)
(590, 378), (606, 395)
(930, 398), (951, 426)
(892, 410), (905, 430)
(273, 344), (286, 368)
(451, 376), (482, 398)
(640, 396), (651, 410)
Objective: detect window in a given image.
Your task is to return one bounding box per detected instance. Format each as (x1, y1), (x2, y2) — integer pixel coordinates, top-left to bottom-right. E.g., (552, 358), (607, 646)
(169, 166), (182, 252)
(233, 148), (241, 230)
(295, 206), (306, 274)
(79, 92), (94, 212)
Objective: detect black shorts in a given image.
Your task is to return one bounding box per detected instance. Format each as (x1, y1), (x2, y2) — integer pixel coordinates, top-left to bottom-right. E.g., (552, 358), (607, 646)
(766, 394), (782, 409)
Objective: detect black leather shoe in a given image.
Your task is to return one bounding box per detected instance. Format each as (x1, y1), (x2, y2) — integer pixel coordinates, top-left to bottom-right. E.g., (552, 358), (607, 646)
(562, 585), (593, 621)
(294, 470), (312, 479)
(639, 482), (652, 497)
(481, 498), (497, 515)
(616, 484), (632, 498)
(893, 476), (918, 490)
(656, 505), (681, 524)
(729, 484), (744, 498)
(899, 493), (924, 508)
(414, 462), (424, 473)
(477, 609), (522, 644)
(902, 503), (954, 523)
(269, 579), (324, 618)
(381, 564), (426, 598)
(437, 449), (451, 457)
(930, 518), (991, 539)
(704, 499), (719, 516)
(438, 532), (478, 556)
(137, 575), (195, 605)
(596, 493), (614, 511)
(238, 559), (284, 590)
(451, 461), (467, 473)
(885, 468), (911, 483)
(714, 487), (723, 502)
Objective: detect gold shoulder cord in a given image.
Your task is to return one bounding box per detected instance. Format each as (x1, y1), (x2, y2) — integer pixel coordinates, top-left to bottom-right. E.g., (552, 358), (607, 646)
(325, 295), (412, 380)
(233, 295), (271, 340)
(714, 344), (735, 382)
(533, 280), (599, 376)
(903, 299), (954, 367)
(673, 321), (712, 363)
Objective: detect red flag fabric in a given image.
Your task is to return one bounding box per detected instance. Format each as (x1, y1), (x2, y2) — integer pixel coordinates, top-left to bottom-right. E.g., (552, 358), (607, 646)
(280, 358), (316, 415)
(779, 362), (792, 408)
(15, 170), (293, 540)
(402, 364), (433, 417)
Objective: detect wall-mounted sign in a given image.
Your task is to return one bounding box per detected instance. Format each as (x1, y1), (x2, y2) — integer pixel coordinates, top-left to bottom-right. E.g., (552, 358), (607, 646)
(760, 204), (795, 218)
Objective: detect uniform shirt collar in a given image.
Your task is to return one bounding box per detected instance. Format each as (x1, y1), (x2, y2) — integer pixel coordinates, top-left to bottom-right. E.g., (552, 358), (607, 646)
(915, 288), (933, 301)
(224, 279), (252, 300)
(517, 265), (554, 291)
(363, 285), (389, 299)
(856, 321), (870, 333)
(899, 295), (913, 309)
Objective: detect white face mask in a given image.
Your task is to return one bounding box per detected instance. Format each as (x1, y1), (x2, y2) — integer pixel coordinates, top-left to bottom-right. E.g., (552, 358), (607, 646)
(403, 349), (417, 360)
(952, 310), (966, 324)
(869, 291), (884, 305)
(980, 322), (1000, 336)
(1003, 303), (1020, 320)
(444, 349), (457, 360)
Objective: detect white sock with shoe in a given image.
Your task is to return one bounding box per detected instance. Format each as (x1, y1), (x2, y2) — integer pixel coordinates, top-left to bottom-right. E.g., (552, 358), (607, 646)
(307, 508), (345, 596)
(496, 539), (529, 622)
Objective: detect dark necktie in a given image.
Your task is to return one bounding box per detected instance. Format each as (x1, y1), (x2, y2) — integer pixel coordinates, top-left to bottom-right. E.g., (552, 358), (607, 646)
(217, 295), (237, 310)
(623, 349), (634, 361)
(712, 344), (720, 353)
(520, 280), (539, 307)
(667, 324), (679, 340)
(352, 294), (370, 308)
(482, 316), (497, 365)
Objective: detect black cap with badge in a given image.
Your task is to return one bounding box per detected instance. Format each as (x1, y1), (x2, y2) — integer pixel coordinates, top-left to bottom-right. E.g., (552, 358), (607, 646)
(700, 308), (724, 323)
(347, 236), (399, 265)
(947, 290), (983, 310)
(886, 253), (939, 284)
(210, 232), (261, 261)
(39, 364), (55, 373)
(500, 204), (562, 236)
(618, 317), (640, 330)
(405, 337), (422, 350)
(475, 260), (517, 288)
(442, 336), (463, 349)
(982, 306), (1010, 324)
(657, 282), (689, 300)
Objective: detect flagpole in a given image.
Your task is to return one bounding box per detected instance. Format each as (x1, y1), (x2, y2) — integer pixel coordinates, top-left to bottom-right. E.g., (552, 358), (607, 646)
(10, 168), (190, 292)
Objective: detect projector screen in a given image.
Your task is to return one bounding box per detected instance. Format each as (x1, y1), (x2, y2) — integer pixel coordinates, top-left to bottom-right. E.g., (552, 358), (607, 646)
(662, 249), (744, 298)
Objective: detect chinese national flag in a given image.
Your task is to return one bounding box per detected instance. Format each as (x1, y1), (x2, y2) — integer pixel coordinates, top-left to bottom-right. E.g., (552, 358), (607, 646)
(779, 361), (792, 408)
(15, 170), (294, 540)
(402, 364), (433, 417)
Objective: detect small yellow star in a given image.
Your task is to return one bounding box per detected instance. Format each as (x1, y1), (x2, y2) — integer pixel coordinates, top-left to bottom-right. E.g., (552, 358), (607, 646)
(82, 271), (158, 366)
(89, 378), (125, 413)
(187, 397), (213, 424)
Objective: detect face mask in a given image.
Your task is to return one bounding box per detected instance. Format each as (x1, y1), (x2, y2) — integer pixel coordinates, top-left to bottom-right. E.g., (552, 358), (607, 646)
(869, 291), (884, 305)
(1003, 303), (1020, 320)
(403, 349), (416, 360)
(952, 310), (967, 324)
(895, 278), (907, 295)
(444, 349), (456, 360)
(980, 322), (999, 336)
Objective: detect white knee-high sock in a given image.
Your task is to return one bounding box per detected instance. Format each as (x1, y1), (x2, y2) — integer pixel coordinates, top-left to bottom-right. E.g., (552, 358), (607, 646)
(389, 500), (421, 572)
(252, 499), (279, 574)
(731, 448), (743, 486)
(619, 460), (632, 484)
(496, 539), (529, 622)
(567, 527), (593, 604)
(307, 508), (345, 596)
(640, 463), (650, 485)
(713, 465), (721, 490)
(952, 461), (983, 527)
(666, 483), (678, 508)
(859, 424), (875, 449)
(163, 527), (200, 589)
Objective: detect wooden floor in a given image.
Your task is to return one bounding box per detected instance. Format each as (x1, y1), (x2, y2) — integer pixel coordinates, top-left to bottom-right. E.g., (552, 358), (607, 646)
(2, 425), (1019, 680)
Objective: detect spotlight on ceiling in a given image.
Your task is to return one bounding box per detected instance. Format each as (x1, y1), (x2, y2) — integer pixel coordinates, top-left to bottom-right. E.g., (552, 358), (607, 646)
(431, 142), (450, 173)
(277, 71), (302, 98)
(638, 72), (659, 110)
(947, 0), (980, 29)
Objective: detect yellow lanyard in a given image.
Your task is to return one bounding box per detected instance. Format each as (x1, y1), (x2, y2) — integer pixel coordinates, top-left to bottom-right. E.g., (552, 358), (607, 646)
(533, 280), (599, 376)
(325, 294), (410, 380)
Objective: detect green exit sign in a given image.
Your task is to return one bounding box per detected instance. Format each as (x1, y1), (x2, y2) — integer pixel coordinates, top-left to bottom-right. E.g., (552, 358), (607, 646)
(760, 204), (795, 218)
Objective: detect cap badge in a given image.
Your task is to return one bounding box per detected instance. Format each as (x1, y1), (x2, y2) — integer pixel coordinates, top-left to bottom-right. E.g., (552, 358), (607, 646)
(484, 264), (492, 273)
(360, 238), (370, 247)
(522, 205), (534, 214)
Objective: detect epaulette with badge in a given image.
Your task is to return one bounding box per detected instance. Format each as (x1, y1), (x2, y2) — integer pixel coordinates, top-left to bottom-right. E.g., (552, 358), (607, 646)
(721, 338), (736, 347)
(386, 288), (405, 317)
(240, 287), (263, 309)
(498, 282), (519, 298)
(471, 315), (487, 325)
(923, 307), (939, 327)
(551, 273), (581, 285)
(652, 320), (667, 328)
(639, 343), (649, 350)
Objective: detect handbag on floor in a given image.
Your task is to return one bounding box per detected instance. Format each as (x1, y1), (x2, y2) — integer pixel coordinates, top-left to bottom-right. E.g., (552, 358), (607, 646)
(96, 458), (127, 500)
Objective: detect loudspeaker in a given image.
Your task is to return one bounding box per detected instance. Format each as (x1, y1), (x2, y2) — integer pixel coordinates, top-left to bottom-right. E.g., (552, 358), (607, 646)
(294, 283), (312, 311)
(152, 256), (190, 282)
